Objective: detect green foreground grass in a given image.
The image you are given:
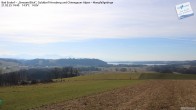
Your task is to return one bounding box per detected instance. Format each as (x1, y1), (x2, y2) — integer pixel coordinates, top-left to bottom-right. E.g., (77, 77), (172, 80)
(0, 73), (142, 110)
(0, 72), (196, 110)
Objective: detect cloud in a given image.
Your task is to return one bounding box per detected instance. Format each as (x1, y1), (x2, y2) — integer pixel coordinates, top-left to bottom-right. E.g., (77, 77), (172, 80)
(0, 0), (196, 44)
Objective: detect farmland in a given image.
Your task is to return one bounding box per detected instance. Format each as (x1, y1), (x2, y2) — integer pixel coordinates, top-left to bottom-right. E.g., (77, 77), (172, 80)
(38, 80), (196, 110)
(1, 73), (196, 110)
(0, 73), (142, 110)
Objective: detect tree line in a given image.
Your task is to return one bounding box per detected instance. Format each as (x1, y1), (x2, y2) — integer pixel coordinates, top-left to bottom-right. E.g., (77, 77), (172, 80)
(149, 65), (196, 74)
(0, 67), (79, 86)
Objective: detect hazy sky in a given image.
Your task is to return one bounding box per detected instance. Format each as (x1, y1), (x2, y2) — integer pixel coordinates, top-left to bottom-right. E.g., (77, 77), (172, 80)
(0, 0), (196, 61)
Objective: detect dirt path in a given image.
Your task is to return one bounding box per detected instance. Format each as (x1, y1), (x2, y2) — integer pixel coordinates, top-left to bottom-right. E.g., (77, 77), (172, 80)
(35, 80), (196, 110)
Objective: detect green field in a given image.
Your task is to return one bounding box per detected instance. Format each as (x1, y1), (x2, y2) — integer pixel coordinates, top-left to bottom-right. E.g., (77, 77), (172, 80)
(0, 72), (196, 110)
(0, 73), (142, 110)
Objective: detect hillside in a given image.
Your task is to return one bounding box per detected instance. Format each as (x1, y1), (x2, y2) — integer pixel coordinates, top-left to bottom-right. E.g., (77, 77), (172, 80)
(0, 60), (20, 73)
(0, 58), (107, 74)
(1, 73), (196, 110)
(0, 58), (107, 68)
(0, 73), (140, 110)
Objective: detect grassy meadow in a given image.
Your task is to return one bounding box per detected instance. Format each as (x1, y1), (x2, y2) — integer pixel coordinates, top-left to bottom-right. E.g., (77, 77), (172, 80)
(0, 73), (142, 110)
(0, 72), (196, 110)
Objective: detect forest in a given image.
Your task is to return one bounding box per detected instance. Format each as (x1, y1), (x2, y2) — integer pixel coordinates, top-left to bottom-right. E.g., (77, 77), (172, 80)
(0, 67), (79, 86)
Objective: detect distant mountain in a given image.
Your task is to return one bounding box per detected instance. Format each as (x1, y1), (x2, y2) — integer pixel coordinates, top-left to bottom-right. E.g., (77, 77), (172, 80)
(0, 58), (108, 67)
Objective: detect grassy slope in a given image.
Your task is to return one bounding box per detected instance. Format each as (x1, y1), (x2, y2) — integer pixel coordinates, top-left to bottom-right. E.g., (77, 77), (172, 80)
(0, 73), (142, 110)
(1, 72), (196, 110)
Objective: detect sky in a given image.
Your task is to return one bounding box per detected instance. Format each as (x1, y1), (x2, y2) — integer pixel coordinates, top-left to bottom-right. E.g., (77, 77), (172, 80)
(0, 0), (196, 61)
